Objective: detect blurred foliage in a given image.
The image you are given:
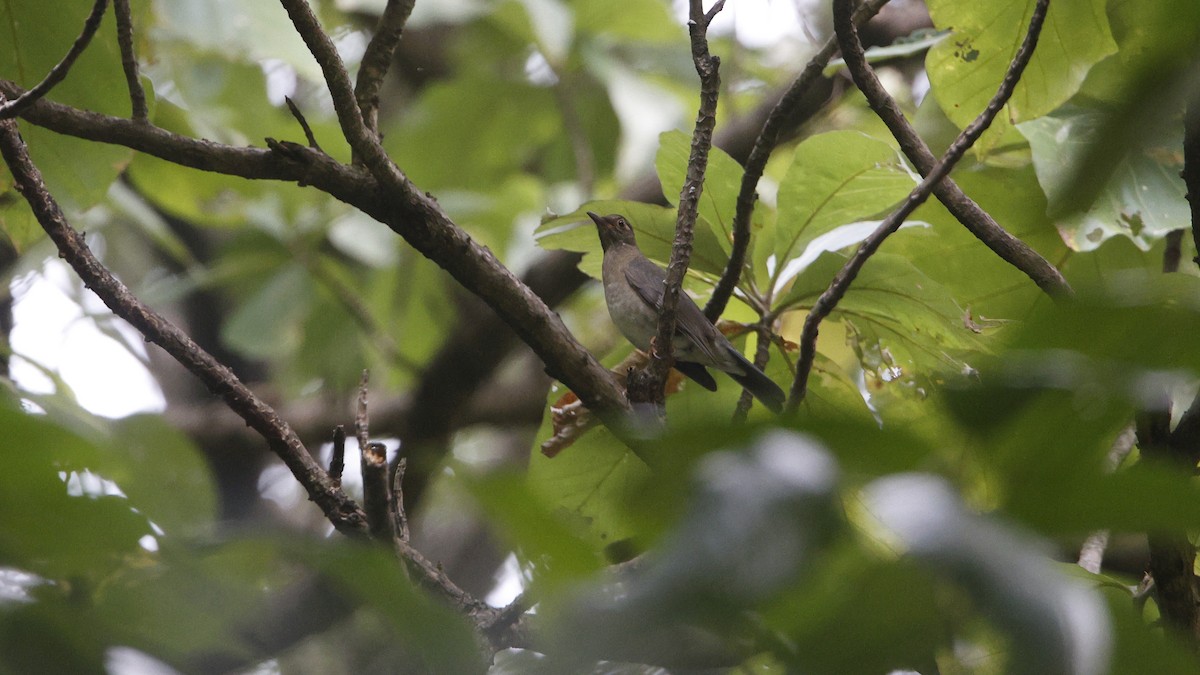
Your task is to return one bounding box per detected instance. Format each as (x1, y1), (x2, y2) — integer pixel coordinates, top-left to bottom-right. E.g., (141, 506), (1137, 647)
(1, 0), (1200, 672)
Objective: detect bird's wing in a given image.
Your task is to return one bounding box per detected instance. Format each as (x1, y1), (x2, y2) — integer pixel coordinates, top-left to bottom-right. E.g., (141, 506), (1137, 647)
(623, 256), (726, 365)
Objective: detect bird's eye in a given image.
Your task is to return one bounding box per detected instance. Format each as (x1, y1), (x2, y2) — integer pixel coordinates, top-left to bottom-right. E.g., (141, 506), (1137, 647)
(617, 218), (627, 228)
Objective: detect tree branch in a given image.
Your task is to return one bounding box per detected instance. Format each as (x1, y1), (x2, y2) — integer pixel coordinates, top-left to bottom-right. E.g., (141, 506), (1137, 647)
(628, 0), (725, 408)
(354, 0), (417, 135)
(112, 0), (148, 121)
(0, 107), (369, 536)
(832, 0), (1070, 299)
(787, 0), (1051, 411)
(0, 80), (633, 434)
(703, 0), (892, 321)
(0, 0), (109, 120)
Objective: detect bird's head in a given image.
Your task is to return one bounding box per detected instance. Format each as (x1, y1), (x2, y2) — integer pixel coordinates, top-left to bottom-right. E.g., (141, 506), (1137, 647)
(587, 212), (638, 251)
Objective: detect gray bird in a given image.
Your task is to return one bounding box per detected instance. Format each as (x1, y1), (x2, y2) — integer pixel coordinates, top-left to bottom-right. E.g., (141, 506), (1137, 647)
(588, 211), (786, 413)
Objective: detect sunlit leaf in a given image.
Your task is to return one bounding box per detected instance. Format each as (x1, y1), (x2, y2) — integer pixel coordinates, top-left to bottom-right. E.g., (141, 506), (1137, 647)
(926, 0), (1116, 133)
(774, 131), (914, 274)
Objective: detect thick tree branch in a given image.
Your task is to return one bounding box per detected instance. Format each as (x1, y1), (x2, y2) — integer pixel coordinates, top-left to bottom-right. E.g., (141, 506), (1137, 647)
(704, 0), (891, 321)
(354, 0), (417, 135)
(628, 0), (725, 408)
(0, 80), (632, 433)
(0, 0), (109, 120)
(833, 0), (1070, 299)
(787, 0), (1050, 411)
(0, 109), (369, 536)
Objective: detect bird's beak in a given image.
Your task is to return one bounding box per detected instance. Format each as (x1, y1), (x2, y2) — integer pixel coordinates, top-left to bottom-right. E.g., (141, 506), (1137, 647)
(586, 211), (604, 227)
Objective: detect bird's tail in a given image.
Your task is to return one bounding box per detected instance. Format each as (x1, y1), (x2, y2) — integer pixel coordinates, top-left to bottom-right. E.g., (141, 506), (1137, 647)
(726, 348), (786, 414)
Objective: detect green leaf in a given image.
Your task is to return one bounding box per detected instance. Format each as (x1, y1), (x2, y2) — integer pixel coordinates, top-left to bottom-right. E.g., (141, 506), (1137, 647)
(535, 200), (730, 277)
(465, 469), (608, 589)
(1018, 106), (1186, 251)
(152, 0), (328, 82)
(774, 131), (915, 273)
(780, 251), (982, 387)
(926, 0), (1116, 131)
(654, 129), (747, 252)
(0, 407), (152, 581)
(384, 76), (559, 191)
(528, 418), (652, 554)
(104, 415), (218, 537)
(0, 0), (150, 248)
(222, 263), (315, 359)
(572, 0), (683, 44)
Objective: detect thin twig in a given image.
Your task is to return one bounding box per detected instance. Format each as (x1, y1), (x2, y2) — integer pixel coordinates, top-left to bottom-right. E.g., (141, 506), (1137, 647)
(277, 0), (398, 181)
(354, 0), (417, 136)
(0, 104), (368, 535)
(284, 96), (322, 151)
(732, 323), (772, 421)
(704, 0), (892, 321)
(828, 0), (1070, 299)
(355, 369), (371, 453)
(112, 0), (148, 121)
(0, 0), (109, 120)
(628, 0), (725, 408)
(330, 424), (347, 487)
(391, 457), (409, 542)
(362, 442), (392, 540)
(787, 0), (1051, 411)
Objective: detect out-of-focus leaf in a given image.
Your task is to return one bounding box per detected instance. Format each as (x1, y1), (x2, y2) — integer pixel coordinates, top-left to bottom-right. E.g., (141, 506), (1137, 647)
(572, 0), (682, 45)
(103, 415), (217, 537)
(774, 131), (915, 272)
(925, 0), (1116, 140)
(313, 542), (484, 674)
(863, 473), (1112, 675)
(535, 200), (729, 277)
(464, 469), (607, 590)
(767, 551), (944, 674)
(0, 407), (152, 581)
(655, 130), (746, 252)
(528, 406), (652, 552)
(152, 0), (327, 81)
(543, 432), (843, 667)
(221, 263), (314, 359)
(1011, 273), (1200, 372)
(1019, 106), (1185, 250)
(384, 76), (559, 190)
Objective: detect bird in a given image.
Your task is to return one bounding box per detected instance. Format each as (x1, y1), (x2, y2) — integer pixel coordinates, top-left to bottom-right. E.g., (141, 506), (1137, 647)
(588, 211), (786, 413)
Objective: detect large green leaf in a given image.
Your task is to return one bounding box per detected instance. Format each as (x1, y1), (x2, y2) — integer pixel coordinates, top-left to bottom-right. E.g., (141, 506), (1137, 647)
(384, 76), (560, 190)
(0, 0), (150, 248)
(774, 131), (914, 275)
(0, 407), (153, 581)
(1019, 106), (1186, 251)
(655, 129), (746, 253)
(780, 251), (983, 388)
(528, 416), (652, 553)
(926, 0), (1116, 133)
(222, 263), (315, 359)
